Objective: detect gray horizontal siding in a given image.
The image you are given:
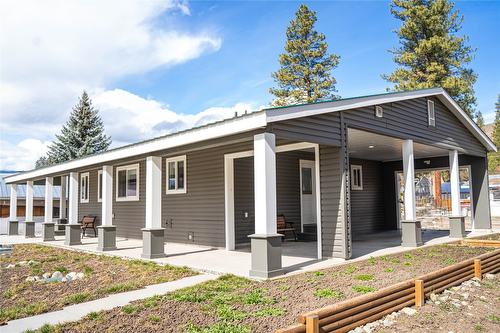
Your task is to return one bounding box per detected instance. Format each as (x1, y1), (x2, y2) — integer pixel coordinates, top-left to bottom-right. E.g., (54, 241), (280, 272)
(319, 145), (345, 258)
(343, 97), (486, 156)
(349, 158), (385, 238)
(78, 170), (102, 230)
(269, 113), (342, 146)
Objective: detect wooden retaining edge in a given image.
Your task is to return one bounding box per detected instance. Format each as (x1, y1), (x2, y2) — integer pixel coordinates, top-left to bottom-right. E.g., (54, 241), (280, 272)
(462, 239), (500, 247)
(277, 250), (500, 333)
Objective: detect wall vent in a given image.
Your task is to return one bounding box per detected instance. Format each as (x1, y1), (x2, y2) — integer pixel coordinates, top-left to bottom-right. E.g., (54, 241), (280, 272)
(375, 106), (383, 118)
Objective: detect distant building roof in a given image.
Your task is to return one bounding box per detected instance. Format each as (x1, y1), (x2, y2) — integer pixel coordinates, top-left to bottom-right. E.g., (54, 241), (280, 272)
(0, 173), (61, 199)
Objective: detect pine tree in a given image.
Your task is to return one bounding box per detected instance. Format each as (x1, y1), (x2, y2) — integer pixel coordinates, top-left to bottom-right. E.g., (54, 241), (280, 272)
(384, 0), (477, 117)
(36, 91), (111, 168)
(269, 4), (340, 106)
(489, 94), (500, 174)
(475, 111), (484, 128)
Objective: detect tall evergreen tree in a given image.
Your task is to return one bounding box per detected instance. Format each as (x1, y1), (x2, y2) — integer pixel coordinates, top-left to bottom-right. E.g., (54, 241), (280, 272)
(384, 0), (477, 117)
(35, 91), (111, 168)
(269, 4), (340, 106)
(489, 94), (500, 174)
(475, 111), (484, 128)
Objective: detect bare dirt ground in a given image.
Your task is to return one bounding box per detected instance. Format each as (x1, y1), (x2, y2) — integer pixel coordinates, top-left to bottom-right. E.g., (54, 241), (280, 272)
(371, 273), (500, 333)
(32, 243), (496, 333)
(0, 244), (196, 323)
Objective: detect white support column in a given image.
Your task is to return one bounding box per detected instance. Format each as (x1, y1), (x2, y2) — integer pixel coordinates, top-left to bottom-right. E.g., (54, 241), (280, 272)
(44, 177), (53, 223)
(26, 181), (34, 222)
(402, 140), (416, 221)
(60, 176), (67, 219)
(224, 155), (235, 251)
(254, 133), (277, 235)
(449, 150), (461, 216)
(8, 184), (19, 235)
(9, 184), (18, 221)
(142, 156), (165, 259)
(68, 172), (78, 224)
(101, 166), (113, 227)
(145, 156), (162, 229)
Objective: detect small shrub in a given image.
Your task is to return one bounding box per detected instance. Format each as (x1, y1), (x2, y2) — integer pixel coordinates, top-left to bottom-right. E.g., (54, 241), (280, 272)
(61, 293), (90, 305)
(367, 257), (376, 265)
(313, 288), (343, 299)
(87, 311), (104, 321)
(352, 285), (376, 294)
(243, 289), (275, 305)
(404, 261), (412, 266)
(443, 258), (456, 265)
(487, 314), (500, 323)
(143, 295), (161, 308)
(54, 266), (68, 274)
(355, 274), (374, 281)
(344, 265), (357, 274)
(185, 322), (251, 333)
(252, 307), (286, 317)
(102, 282), (136, 294)
(278, 285), (291, 292)
(149, 314), (161, 323)
(216, 304), (247, 321)
(384, 267), (394, 273)
(390, 258), (401, 264)
(83, 266), (93, 276)
(121, 305), (139, 314)
(311, 271), (324, 277)
(474, 324), (484, 331)
(403, 253), (413, 260)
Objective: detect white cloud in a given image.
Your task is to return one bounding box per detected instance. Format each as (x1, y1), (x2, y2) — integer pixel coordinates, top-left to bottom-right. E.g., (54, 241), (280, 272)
(94, 89), (255, 147)
(0, 0), (224, 170)
(0, 139), (50, 171)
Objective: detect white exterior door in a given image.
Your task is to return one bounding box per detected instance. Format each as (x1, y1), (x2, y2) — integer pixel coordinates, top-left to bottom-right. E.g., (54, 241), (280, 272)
(300, 160), (317, 231)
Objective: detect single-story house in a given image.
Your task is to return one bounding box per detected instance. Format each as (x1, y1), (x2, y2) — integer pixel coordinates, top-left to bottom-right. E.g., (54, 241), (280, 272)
(5, 88), (495, 278)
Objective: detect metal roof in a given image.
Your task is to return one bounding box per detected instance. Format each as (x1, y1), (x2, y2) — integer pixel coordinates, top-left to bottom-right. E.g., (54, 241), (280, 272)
(0, 173), (61, 199)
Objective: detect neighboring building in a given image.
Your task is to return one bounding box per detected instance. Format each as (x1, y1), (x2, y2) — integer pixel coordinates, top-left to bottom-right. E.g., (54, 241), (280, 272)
(0, 172), (61, 218)
(4, 88), (496, 278)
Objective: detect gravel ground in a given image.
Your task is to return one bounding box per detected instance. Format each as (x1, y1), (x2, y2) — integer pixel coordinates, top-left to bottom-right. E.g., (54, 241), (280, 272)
(0, 244), (196, 323)
(367, 273), (500, 333)
(34, 243), (496, 333)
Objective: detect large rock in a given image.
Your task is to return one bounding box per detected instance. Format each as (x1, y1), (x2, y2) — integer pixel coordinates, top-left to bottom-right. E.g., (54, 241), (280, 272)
(51, 271), (64, 280)
(42, 272), (51, 279)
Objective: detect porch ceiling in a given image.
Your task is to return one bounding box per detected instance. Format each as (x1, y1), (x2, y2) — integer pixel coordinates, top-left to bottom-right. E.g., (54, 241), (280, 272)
(348, 128), (450, 162)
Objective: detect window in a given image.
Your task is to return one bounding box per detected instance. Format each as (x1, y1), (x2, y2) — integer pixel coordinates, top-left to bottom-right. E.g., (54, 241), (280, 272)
(301, 168), (312, 194)
(116, 164), (139, 201)
(80, 172), (89, 203)
(97, 170), (103, 202)
(351, 165), (363, 190)
(427, 100), (435, 127)
(166, 155), (187, 194)
(375, 105), (383, 118)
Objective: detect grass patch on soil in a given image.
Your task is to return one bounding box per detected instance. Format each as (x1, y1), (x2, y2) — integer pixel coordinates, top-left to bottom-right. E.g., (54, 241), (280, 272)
(185, 322), (251, 333)
(352, 285), (376, 294)
(355, 274), (374, 281)
(0, 243), (196, 322)
(313, 288), (343, 299)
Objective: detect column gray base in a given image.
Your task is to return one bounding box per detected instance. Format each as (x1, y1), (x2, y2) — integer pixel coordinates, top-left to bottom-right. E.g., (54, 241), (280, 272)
(97, 225), (117, 251)
(141, 228), (166, 259)
(24, 221), (35, 238)
(8, 220), (18, 236)
(248, 234), (284, 279)
(65, 224), (82, 246)
(449, 216), (466, 238)
(401, 220), (423, 247)
(42, 222), (55, 241)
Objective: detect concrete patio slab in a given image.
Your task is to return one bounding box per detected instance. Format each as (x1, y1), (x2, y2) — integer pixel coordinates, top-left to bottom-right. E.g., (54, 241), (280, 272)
(1, 273), (217, 333)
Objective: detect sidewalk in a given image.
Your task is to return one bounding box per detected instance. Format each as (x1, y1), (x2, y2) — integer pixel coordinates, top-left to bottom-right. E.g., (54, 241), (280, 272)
(2, 273), (217, 333)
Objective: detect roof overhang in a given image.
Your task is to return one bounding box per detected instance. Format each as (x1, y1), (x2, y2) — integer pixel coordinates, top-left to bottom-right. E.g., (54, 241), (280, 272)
(265, 88), (496, 154)
(5, 88), (495, 184)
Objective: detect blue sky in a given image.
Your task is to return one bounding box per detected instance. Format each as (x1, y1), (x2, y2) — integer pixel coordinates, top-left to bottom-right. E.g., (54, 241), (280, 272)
(0, 0), (499, 170)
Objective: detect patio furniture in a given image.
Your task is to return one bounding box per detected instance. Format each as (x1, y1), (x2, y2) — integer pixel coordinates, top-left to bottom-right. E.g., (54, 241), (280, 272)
(277, 214), (297, 241)
(80, 216), (97, 237)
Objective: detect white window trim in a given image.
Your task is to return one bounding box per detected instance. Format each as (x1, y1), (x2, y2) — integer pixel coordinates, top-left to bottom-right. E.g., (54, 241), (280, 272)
(80, 172), (90, 203)
(351, 165), (363, 190)
(166, 155), (187, 195)
(97, 170), (103, 203)
(115, 163), (140, 202)
(427, 100), (436, 127)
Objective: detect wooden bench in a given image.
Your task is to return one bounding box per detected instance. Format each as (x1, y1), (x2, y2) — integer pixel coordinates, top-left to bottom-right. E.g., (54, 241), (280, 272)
(277, 214), (297, 241)
(80, 216), (97, 237)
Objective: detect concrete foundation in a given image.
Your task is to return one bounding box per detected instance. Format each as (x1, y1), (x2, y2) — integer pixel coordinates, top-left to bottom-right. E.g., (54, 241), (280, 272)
(65, 224), (82, 246)
(141, 228), (166, 259)
(8, 220), (18, 236)
(24, 221), (35, 238)
(248, 234), (284, 279)
(401, 220), (423, 247)
(449, 215), (466, 238)
(97, 225), (117, 251)
(42, 222), (55, 241)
